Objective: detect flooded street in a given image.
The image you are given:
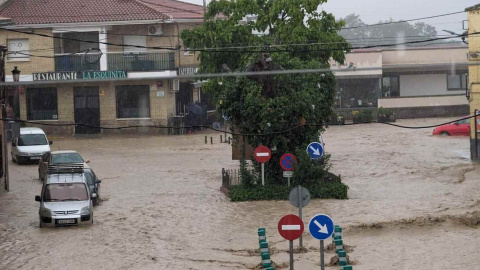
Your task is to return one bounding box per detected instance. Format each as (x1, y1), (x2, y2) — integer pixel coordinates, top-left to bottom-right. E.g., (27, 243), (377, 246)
(1, 117), (479, 269)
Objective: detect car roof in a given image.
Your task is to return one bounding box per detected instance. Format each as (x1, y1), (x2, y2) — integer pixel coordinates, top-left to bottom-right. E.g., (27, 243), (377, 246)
(20, 127), (46, 135)
(51, 150), (79, 154)
(46, 173), (87, 184)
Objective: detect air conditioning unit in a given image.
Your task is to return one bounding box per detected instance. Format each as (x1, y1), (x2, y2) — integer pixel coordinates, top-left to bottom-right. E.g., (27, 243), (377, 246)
(170, 79), (180, 92)
(147, 25), (163, 36)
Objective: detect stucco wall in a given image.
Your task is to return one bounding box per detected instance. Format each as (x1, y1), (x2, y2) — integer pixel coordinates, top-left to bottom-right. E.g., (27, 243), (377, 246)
(378, 95), (468, 108)
(399, 74), (465, 97)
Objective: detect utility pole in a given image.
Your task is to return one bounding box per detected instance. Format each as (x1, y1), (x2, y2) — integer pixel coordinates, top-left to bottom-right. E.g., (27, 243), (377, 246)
(203, 0), (207, 14)
(0, 46), (8, 191)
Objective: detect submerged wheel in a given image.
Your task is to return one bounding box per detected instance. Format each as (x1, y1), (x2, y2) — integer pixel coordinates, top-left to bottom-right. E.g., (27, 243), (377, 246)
(440, 131), (450, 136)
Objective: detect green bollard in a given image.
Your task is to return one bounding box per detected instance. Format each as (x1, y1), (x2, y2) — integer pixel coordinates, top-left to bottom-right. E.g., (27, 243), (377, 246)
(258, 228), (266, 242)
(334, 239), (343, 254)
(265, 268), (275, 270)
(341, 266), (353, 270)
(338, 250), (347, 266)
(259, 241), (269, 254)
(261, 252), (271, 268)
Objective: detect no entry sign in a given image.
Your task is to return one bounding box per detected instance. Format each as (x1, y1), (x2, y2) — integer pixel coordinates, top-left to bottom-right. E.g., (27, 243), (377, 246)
(280, 153), (297, 171)
(254, 146), (272, 163)
(278, 214), (304, 241)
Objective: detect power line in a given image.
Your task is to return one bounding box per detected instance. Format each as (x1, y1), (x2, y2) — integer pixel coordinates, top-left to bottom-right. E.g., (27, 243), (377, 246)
(341, 11), (465, 30)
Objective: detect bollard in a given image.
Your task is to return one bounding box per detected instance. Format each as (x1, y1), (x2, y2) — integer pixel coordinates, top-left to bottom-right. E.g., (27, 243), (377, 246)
(333, 225), (342, 243)
(210, 137), (213, 144)
(258, 228), (266, 243)
(265, 268), (275, 270)
(334, 239), (343, 254)
(220, 135), (223, 143)
(338, 250), (347, 266)
(228, 137), (231, 144)
(205, 136), (207, 144)
(261, 253), (271, 268)
(259, 242), (269, 254)
(341, 266), (353, 270)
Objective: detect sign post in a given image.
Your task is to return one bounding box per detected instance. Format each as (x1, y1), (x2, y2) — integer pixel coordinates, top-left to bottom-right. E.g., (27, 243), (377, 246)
(289, 186), (311, 247)
(308, 214), (335, 270)
(280, 153), (297, 187)
(254, 146), (272, 186)
(306, 142), (324, 159)
(278, 214), (304, 270)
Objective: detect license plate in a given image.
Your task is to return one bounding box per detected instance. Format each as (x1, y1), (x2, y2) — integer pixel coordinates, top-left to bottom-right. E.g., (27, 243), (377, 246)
(57, 219), (76, 224)
(30, 157), (41, 160)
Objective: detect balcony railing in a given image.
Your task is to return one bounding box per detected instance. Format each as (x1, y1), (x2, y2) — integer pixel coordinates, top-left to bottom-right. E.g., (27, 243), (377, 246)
(54, 52), (176, 72)
(108, 52), (175, 72)
(55, 54), (101, 72)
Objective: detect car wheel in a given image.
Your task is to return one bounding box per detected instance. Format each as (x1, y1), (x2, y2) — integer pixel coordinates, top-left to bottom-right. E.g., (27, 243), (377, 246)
(90, 214), (94, 225)
(17, 156), (23, 165)
(440, 131), (450, 136)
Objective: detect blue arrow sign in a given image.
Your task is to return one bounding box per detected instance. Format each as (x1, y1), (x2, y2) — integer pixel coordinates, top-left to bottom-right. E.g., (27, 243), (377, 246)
(306, 142), (324, 159)
(309, 214), (334, 240)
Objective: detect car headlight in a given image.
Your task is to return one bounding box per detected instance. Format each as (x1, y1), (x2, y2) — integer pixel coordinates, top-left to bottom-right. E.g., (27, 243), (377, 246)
(80, 206), (90, 215)
(40, 208), (51, 217)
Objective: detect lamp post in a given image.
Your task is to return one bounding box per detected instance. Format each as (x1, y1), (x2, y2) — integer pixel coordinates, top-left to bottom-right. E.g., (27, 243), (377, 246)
(11, 66), (20, 82)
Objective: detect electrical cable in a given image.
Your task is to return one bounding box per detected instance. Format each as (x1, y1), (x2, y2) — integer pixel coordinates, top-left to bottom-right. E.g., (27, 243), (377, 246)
(2, 115), (477, 136)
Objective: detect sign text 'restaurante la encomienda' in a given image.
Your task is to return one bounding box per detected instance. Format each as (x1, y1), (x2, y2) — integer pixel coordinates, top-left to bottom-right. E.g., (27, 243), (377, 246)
(33, 70), (127, 81)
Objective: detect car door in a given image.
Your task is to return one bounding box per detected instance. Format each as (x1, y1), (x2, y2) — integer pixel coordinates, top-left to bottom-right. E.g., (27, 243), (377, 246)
(457, 119), (470, 136)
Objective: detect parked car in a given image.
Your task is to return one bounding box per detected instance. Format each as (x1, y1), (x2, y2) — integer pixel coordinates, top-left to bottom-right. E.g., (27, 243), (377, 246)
(84, 168), (101, 206)
(35, 164), (95, 228)
(12, 127), (52, 164)
(432, 117), (480, 136)
(38, 150), (90, 182)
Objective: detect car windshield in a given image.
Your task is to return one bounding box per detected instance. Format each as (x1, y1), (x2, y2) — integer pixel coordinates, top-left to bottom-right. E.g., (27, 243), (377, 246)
(18, 134), (47, 146)
(84, 170), (94, 186)
(51, 153), (84, 164)
(43, 183), (88, 202)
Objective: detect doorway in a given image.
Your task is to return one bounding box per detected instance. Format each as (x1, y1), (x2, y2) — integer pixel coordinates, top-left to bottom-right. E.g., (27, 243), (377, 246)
(74, 87), (100, 134)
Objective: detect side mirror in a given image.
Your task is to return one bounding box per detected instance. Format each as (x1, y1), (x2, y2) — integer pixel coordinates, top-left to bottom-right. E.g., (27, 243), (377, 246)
(91, 193), (97, 199)
(35, 195), (41, 202)
(95, 180), (102, 184)
(49, 141), (53, 145)
(86, 160), (90, 164)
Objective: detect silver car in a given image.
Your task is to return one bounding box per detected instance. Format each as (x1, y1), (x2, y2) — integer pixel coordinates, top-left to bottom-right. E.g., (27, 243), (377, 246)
(35, 165), (95, 228)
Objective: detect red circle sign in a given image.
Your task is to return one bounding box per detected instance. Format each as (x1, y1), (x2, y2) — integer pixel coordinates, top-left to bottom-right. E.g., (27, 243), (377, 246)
(278, 214), (304, 241)
(280, 153), (297, 171)
(254, 145), (271, 163)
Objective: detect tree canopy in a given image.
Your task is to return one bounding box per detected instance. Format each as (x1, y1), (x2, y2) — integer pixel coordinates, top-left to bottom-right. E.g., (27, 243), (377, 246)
(181, 0), (349, 184)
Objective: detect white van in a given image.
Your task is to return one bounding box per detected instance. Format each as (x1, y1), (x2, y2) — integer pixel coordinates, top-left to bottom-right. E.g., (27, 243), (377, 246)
(12, 128), (52, 164)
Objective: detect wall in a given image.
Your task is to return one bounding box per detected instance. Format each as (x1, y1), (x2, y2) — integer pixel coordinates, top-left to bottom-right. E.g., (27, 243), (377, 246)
(378, 95), (468, 108)
(382, 47), (467, 66)
(0, 28), (55, 77)
(399, 74), (465, 96)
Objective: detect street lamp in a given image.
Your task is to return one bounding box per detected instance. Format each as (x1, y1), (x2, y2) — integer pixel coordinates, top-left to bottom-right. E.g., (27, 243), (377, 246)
(11, 66), (20, 82)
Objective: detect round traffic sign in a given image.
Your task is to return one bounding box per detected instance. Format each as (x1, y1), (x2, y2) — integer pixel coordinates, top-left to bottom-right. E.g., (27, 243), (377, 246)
(254, 145), (272, 163)
(280, 153), (297, 171)
(289, 186), (311, 208)
(278, 214), (304, 241)
(306, 142), (324, 159)
(308, 214), (334, 240)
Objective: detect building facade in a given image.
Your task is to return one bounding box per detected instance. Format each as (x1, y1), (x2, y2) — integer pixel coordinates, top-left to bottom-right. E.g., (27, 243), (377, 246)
(0, 0), (211, 135)
(331, 46), (469, 119)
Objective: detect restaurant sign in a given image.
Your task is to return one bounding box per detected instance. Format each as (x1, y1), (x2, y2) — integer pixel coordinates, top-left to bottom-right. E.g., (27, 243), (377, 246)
(33, 70), (127, 81)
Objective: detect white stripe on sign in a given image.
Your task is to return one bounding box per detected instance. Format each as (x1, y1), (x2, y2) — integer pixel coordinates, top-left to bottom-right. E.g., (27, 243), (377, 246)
(282, 225), (301, 230)
(256, 153), (270, 157)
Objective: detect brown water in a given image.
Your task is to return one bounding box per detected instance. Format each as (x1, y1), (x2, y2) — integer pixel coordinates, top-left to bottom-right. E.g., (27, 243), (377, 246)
(0, 118), (479, 269)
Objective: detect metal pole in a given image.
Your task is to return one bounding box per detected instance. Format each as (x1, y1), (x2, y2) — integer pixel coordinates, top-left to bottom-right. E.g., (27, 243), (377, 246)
(298, 185), (303, 247)
(475, 110), (478, 160)
(287, 177), (290, 187)
(261, 163), (265, 186)
(289, 240), (294, 270)
(210, 137), (213, 144)
(320, 240), (325, 270)
(220, 135), (222, 143)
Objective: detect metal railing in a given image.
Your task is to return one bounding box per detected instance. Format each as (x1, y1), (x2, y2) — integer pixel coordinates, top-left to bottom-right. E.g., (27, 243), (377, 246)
(55, 54), (100, 72)
(107, 52), (175, 71)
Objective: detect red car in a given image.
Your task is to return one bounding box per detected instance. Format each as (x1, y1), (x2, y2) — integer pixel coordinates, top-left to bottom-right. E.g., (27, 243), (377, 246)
(432, 117), (480, 136)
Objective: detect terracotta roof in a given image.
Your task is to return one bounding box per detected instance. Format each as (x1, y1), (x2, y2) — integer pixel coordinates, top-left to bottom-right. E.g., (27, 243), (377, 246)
(0, 0), (204, 25)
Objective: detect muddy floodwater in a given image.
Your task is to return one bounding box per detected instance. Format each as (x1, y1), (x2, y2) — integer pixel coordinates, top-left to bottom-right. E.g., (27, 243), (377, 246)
(1, 118), (479, 269)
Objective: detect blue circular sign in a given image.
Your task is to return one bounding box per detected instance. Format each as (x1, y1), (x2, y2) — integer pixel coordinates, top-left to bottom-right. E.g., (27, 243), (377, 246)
(308, 214), (334, 240)
(280, 153), (297, 171)
(306, 142), (324, 159)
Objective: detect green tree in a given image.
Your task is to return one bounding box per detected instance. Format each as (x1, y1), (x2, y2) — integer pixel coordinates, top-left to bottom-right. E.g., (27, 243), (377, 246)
(181, 0), (349, 184)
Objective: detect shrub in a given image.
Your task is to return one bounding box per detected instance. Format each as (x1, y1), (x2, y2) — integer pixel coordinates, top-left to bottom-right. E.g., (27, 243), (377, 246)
(377, 107), (396, 123)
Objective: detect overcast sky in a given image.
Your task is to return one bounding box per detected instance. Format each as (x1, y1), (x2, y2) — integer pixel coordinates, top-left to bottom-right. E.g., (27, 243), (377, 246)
(181, 0), (476, 34)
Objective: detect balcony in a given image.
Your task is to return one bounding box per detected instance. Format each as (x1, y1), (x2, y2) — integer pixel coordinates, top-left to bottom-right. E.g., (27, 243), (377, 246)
(54, 52), (176, 72)
(107, 52), (175, 72)
(55, 54), (101, 72)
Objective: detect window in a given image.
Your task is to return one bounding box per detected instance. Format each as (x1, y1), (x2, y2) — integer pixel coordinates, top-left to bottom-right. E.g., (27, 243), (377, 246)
(43, 183), (88, 202)
(51, 153), (84, 164)
(382, 76), (399, 97)
(54, 32), (99, 54)
(123, 35), (146, 53)
(116, 85), (150, 118)
(26, 88), (58, 120)
(18, 134), (48, 146)
(447, 73), (467, 90)
(7, 39), (29, 60)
